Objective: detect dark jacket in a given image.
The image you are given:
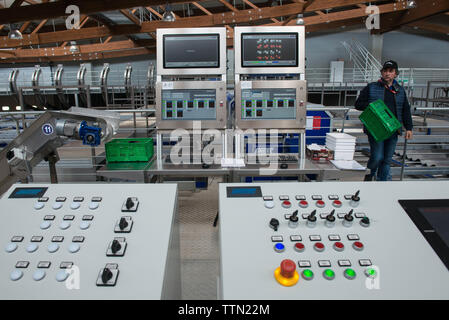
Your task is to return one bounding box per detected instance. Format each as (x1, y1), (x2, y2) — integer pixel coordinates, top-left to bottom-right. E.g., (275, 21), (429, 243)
(355, 79), (413, 133)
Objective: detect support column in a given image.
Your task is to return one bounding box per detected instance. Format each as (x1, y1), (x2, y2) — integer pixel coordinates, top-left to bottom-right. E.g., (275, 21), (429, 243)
(370, 34), (383, 64)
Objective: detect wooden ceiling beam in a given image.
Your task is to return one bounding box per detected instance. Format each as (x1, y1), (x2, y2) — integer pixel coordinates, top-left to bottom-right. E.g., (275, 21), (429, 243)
(120, 9), (141, 25)
(376, 0), (449, 34)
(406, 21), (449, 35)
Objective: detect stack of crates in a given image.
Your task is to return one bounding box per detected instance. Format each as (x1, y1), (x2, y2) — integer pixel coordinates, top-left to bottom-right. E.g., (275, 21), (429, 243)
(105, 138), (154, 162)
(359, 99), (402, 141)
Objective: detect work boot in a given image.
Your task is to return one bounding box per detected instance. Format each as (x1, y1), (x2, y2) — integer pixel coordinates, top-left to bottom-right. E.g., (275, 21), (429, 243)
(364, 174), (374, 181)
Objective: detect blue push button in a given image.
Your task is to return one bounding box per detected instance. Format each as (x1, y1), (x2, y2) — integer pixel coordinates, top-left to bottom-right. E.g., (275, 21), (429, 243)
(274, 243), (285, 253)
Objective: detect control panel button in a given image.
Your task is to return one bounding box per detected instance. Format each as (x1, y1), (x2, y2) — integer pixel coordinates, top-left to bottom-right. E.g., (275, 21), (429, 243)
(343, 209), (354, 227)
(352, 241), (364, 251)
(316, 200), (325, 208)
(5, 243), (18, 253)
(332, 200), (342, 208)
(333, 242), (345, 252)
(344, 268), (357, 280)
(34, 202), (45, 210)
(32, 269), (46, 281)
(294, 242), (305, 253)
(59, 221), (71, 230)
(349, 190), (360, 208)
(281, 200), (292, 209)
(269, 218), (280, 232)
(40, 221), (51, 230)
(313, 242), (325, 252)
(360, 217), (370, 227)
(274, 259), (299, 287)
(68, 243), (80, 254)
(47, 243), (59, 253)
(89, 202), (99, 210)
(10, 270), (23, 281)
(55, 270), (69, 282)
(115, 217), (133, 233)
(301, 269), (314, 281)
(79, 221), (90, 230)
(106, 238), (127, 257)
(122, 197), (139, 212)
(323, 269), (335, 280)
(365, 267), (378, 279)
(52, 202), (63, 210)
(325, 209), (336, 228)
(70, 202), (81, 210)
(288, 210), (299, 228)
(26, 243), (39, 253)
(274, 243), (285, 253)
(306, 210), (317, 228)
(264, 201), (275, 209)
(298, 200), (308, 208)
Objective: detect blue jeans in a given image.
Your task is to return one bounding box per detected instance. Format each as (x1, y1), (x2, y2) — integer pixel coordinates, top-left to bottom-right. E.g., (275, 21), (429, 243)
(367, 133), (398, 181)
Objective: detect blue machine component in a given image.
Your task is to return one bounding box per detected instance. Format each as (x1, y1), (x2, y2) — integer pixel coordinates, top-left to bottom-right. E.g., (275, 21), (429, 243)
(78, 121), (102, 146)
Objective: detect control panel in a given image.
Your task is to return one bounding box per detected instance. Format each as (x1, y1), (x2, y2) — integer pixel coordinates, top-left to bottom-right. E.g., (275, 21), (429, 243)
(241, 88), (299, 120)
(0, 183), (180, 300)
(162, 89), (217, 120)
(218, 181), (449, 299)
(156, 81), (227, 130)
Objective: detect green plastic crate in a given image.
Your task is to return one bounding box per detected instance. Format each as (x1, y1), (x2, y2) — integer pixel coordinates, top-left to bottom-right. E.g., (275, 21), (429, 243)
(359, 99), (402, 142)
(105, 138), (154, 162)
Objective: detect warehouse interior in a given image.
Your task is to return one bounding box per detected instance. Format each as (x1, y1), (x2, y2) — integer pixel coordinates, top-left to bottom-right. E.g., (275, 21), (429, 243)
(0, 0), (449, 301)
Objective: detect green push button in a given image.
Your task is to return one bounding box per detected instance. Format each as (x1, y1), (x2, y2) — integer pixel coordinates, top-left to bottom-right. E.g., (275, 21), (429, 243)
(365, 267), (377, 279)
(344, 268), (356, 280)
(323, 269), (335, 280)
(301, 269), (314, 281)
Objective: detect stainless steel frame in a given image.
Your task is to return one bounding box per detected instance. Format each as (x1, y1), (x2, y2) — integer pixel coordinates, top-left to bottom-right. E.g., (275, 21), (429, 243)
(234, 79), (307, 130)
(234, 26), (305, 75)
(156, 27), (227, 76)
(155, 80), (227, 130)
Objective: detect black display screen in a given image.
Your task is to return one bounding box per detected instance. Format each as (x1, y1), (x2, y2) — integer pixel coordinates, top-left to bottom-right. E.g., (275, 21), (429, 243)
(399, 199), (449, 271)
(163, 34), (220, 68)
(9, 187), (48, 199)
(241, 33), (298, 67)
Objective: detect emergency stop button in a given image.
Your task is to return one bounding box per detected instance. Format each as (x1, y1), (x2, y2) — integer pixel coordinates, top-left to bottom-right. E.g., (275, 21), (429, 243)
(274, 259), (299, 287)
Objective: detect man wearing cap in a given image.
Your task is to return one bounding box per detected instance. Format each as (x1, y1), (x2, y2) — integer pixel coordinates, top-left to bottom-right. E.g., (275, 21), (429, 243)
(355, 60), (413, 181)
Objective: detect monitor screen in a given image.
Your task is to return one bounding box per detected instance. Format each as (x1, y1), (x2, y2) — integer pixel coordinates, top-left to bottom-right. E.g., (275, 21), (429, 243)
(241, 33), (298, 67)
(163, 34), (220, 69)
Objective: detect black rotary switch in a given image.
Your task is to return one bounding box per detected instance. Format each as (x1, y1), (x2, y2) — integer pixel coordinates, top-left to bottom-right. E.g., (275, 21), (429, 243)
(101, 268), (113, 284)
(269, 218), (280, 231)
(307, 210), (317, 228)
(343, 209), (354, 227)
(125, 197), (134, 210)
(360, 216), (370, 227)
(325, 209), (336, 228)
(119, 217), (129, 230)
(288, 210), (299, 228)
(111, 239), (122, 254)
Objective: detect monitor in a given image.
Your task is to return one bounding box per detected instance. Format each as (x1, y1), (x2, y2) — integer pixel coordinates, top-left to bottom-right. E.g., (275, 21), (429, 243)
(163, 34), (220, 69)
(241, 33), (298, 68)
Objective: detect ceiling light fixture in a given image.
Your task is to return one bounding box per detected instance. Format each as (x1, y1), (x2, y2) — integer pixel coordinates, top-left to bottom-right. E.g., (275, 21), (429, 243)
(69, 41), (79, 53)
(296, 14), (304, 25)
(163, 4), (176, 22)
(406, 0), (417, 9)
(8, 25), (23, 40)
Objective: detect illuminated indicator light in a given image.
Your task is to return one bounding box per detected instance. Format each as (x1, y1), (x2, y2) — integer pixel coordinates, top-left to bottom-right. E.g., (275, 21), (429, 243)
(323, 269), (335, 280)
(301, 269), (314, 280)
(344, 268), (356, 280)
(365, 268), (377, 278)
(274, 243), (285, 253)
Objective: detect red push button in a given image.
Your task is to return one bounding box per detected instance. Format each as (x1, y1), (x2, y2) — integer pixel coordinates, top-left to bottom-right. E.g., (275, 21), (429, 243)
(316, 200), (325, 208)
(333, 242), (345, 252)
(294, 242), (305, 253)
(282, 200), (292, 209)
(299, 200), (308, 208)
(332, 200), (342, 208)
(314, 242), (325, 252)
(280, 259), (296, 278)
(353, 241), (364, 251)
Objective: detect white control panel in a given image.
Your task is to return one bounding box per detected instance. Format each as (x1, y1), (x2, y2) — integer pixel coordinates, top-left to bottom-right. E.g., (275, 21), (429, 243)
(0, 183), (180, 300)
(218, 181), (449, 299)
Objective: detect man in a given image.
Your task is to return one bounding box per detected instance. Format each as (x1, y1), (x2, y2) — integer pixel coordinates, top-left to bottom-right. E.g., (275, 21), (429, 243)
(355, 60), (413, 181)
